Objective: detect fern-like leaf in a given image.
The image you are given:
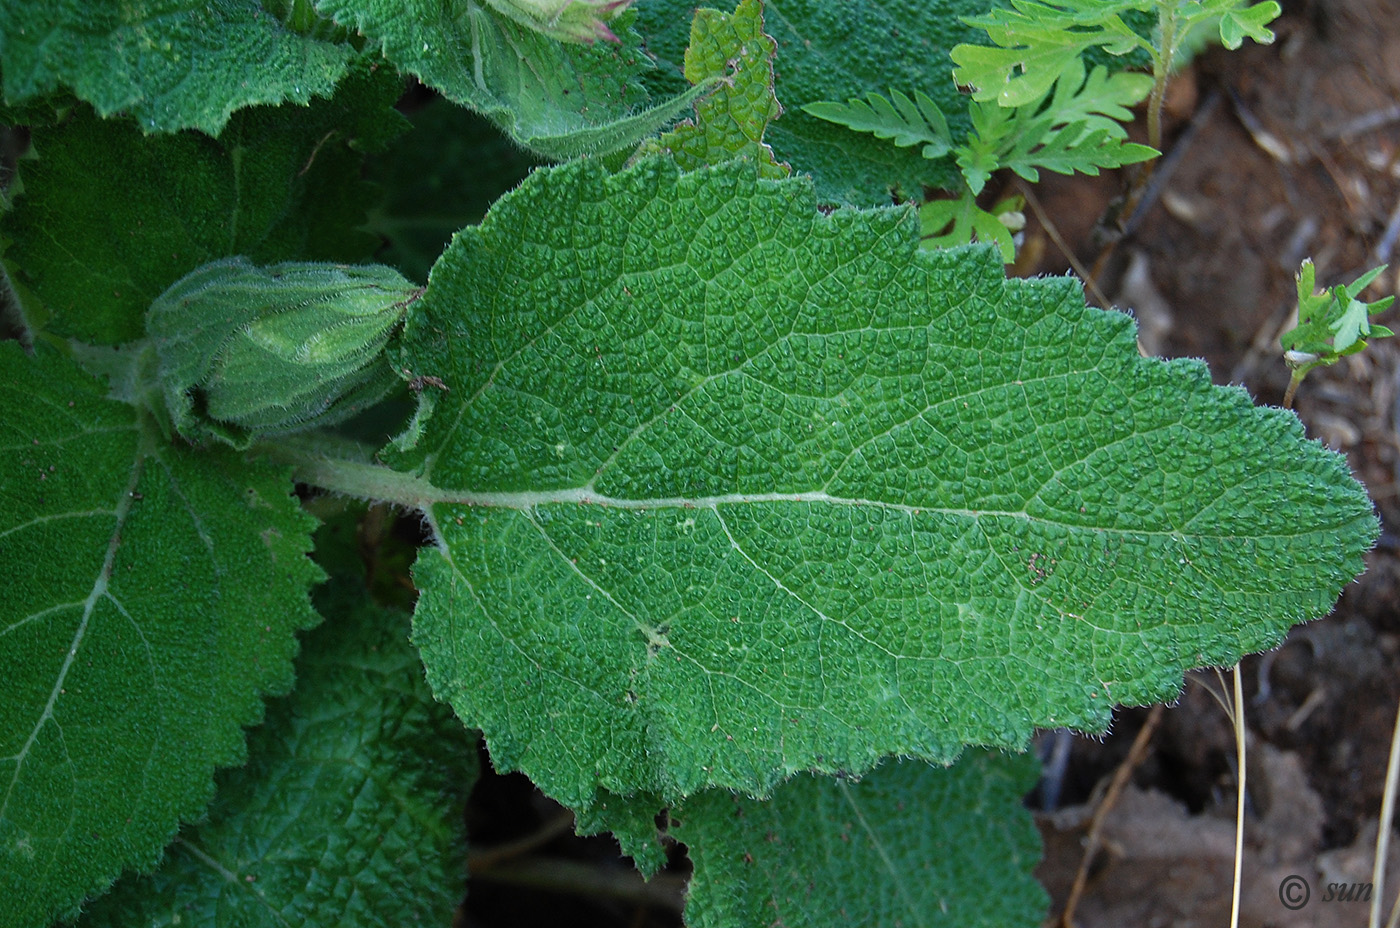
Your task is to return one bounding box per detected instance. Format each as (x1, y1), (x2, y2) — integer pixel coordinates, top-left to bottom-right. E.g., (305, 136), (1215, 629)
(961, 58), (1154, 193)
(919, 191), (1022, 262)
(802, 89), (952, 159)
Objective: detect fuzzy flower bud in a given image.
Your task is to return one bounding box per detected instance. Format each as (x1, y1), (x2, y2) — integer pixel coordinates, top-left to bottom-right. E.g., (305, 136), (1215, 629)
(484, 0), (632, 43)
(147, 257), (421, 445)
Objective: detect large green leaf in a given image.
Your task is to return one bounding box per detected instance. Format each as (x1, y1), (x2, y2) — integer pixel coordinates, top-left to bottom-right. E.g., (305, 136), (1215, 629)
(75, 571), (475, 927)
(0, 1), (351, 136)
(680, 752), (1046, 927)
(3, 63), (406, 345)
(636, 0), (985, 204)
(314, 0), (704, 158)
(387, 157), (1373, 812)
(0, 343), (321, 927)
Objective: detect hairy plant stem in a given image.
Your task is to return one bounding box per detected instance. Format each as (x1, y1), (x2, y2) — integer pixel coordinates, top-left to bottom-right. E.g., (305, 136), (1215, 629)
(263, 435), (436, 509)
(1147, 6), (1176, 154)
(1282, 371), (1305, 409)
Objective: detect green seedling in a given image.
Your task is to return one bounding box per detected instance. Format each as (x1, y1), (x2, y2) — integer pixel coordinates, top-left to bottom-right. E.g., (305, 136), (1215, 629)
(1281, 260), (1395, 407)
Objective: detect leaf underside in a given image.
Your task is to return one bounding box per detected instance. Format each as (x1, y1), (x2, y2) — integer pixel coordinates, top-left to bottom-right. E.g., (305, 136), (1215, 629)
(394, 157), (1375, 812)
(315, 0), (702, 159)
(0, 344), (321, 926)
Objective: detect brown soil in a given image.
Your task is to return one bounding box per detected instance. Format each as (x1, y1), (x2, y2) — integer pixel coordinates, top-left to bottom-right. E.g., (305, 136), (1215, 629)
(1020, 1), (1400, 924)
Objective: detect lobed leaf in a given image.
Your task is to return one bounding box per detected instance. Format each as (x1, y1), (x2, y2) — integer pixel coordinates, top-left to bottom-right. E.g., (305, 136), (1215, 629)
(0, 0), (351, 136)
(654, 0), (789, 178)
(952, 1), (1147, 106)
(1216, 2), (1282, 50)
(959, 60), (1155, 194)
(802, 89), (953, 160)
(75, 571), (475, 928)
(919, 192), (1022, 263)
(0, 343), (321, 927)
(390, 158), (1375, 812)
(678, 753), (1046, 928)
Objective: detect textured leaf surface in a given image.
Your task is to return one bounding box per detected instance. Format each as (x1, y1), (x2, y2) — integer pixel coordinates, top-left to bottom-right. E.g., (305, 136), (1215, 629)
(655, 0), (788, 178)
(395, 158), (1375, 811)
(316, 0), (701, 158)
(3, 65), (405, 345)
(636, 0), (985, 204)
(0, 344), (321, 926)
(680, 753), (1045, 928)
(76, 572), (475, 928)
(0, 0), (350, 135)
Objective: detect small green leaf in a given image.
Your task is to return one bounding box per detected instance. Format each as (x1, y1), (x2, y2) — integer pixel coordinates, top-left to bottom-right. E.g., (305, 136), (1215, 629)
(0, 343), (321, 926)
(74, 571), (476, 928)
(678, 753), (1046, 928)
(4, 64), (406, 345)
(952, 1), (1145, 107)
(0, 0), (352, 136)
(655, 0), (789, 178)
(390, 158), (1374, 812)
(1282, 261), (1394, 365)
(803, 89), (952, 159)
(919, 192), (1021, 262)
(951, 41), (1085, 109)
(316, 0), (704, 158)
(1219, 2), (1281, 50)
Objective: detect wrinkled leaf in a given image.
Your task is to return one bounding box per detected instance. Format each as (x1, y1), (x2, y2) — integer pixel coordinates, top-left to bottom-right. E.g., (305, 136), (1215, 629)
(389, 158), (1374, 812)
(0, 343), (321, 926)
(679, 753), (1046, 928)
(3, 64), (406, 345)
(75, 569), (475, 928)
(0, 0), (351, 135)
(654, 0), (788, 177)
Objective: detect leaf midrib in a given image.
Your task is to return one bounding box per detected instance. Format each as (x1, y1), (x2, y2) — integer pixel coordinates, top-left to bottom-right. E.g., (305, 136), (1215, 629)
(289, 444), (1364, 541)
(0, 431), (144, 821)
